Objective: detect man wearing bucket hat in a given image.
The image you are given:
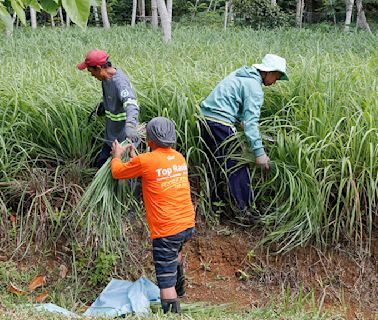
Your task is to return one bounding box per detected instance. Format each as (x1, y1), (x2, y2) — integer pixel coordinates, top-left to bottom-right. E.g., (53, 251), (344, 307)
(200, 54), (288, 215)
(77, 49), (140, 168)
(110, 117), (195, 314)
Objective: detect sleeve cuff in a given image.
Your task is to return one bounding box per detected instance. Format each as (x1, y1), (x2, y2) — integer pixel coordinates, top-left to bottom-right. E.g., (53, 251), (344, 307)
(126, 119), (138, 126)
(111, 157), (122, 166)
(254, 147), (266, 158)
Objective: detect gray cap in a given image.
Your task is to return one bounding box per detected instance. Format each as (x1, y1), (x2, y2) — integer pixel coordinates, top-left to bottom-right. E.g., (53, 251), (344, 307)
(146, 117), (177, 148)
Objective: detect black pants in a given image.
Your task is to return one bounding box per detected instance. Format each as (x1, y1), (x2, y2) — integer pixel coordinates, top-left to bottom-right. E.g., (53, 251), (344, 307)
(200, 120), (253, 211)
(95, 143), (112, 169)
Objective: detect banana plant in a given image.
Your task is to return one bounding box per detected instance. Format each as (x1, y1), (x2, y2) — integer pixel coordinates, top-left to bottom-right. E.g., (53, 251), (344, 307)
(0, 0), (90, 32)
(61, 0), (90, 28)
(0, 0), (26, 31)
(0, 1), (13, 31)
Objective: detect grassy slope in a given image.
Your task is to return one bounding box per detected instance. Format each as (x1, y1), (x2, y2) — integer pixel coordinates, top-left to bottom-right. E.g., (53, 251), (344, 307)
(0, 25), (377, 319)
(1, 25), (377, 250)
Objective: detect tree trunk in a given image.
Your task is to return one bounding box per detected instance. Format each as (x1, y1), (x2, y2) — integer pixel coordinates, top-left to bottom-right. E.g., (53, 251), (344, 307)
(344, 0), (354, 32)
(93, 6), (100, 26)
(229, 1), (234, 24)
(192, 0), (200, 19)
(151, 0), (158, 28)
(66, 14), (71, 27)
(59, 7), (65, 26)
(355, 0), (371, 33)
(131, 0), (137, 26)
(207, 0), (213, 12)
(51, 14), (55, 27)
(156, 0), (171, 42)
(296, 0), (305, 28)
(14, 12), (20, 28)
(224, 1), (229, 30)
(138, 0), (146, 20)
(167, 0), (172, 24)
(30, 6), (37, 29)
(306, 0), (313, 23)
(7, 14), (15, 36)
(101, 0), (110, 28)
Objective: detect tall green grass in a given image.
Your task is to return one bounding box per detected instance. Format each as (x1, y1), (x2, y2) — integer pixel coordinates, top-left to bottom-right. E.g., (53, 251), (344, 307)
(0, 25), (377, 253)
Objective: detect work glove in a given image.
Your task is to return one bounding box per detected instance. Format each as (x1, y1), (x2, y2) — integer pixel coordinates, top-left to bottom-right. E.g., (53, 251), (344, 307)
(87, 102), (105, 124)
(125, 123), (139, 144)
(255, 154), (270, 170)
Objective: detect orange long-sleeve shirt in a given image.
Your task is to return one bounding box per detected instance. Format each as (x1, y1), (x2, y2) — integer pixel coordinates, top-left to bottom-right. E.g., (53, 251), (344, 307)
(111, 148), (195, 239)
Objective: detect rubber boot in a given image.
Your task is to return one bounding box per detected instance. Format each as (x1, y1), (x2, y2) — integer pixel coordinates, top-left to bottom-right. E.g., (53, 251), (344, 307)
(161, 298), (181, 314)
(175, 261), (185, 298)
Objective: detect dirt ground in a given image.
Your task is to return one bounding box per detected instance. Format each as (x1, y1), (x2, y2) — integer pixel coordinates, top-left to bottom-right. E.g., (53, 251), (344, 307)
(182, 225), (378, 320)
(2, 222), (378, 320)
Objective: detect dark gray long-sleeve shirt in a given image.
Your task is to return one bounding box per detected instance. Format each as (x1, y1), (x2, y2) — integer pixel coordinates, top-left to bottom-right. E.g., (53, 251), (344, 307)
(102, 69), (139, 145)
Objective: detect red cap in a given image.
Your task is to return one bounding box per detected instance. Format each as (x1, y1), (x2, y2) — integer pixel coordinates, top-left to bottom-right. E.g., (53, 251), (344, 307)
(77, 49), (109, 70)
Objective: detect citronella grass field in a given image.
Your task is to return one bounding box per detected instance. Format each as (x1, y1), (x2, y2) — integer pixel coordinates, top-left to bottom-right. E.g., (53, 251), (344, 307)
(0, 25), (377, 256)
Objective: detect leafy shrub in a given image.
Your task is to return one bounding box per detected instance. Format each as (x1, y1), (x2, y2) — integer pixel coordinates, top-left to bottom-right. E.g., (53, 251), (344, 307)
(233, 0), (289, 29)
(76, 248), (119, 286)
(179, 11), (224, 26)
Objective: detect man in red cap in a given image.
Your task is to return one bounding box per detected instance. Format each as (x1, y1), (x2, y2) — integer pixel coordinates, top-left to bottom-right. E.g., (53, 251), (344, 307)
(77, 49), (140, 168)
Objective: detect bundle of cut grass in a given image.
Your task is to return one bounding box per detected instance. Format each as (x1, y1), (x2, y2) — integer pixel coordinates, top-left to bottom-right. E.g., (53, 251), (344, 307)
(75, 124), (146, 249)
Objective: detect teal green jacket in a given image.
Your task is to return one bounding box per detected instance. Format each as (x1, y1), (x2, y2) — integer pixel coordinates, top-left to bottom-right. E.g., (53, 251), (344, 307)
(200, 66), (265, 157)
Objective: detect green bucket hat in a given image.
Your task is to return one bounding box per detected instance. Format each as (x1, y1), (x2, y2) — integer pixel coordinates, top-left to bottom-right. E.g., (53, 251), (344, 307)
(253, 54), (289, 81)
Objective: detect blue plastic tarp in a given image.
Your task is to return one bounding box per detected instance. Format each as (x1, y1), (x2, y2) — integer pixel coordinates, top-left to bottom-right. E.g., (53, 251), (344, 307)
(83, 277), (160, 317)
(33, 277), (160, 318)
(34, 303), (79, 318)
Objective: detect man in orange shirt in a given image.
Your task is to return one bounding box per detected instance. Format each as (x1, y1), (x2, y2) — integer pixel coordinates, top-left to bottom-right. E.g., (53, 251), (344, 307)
(111, 117), (195, 314)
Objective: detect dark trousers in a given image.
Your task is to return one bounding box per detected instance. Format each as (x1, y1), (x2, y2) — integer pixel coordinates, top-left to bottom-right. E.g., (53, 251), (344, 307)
(200, 119), (253, 211)
(95, 143), (112, 169)
(152, 227), (195, 289)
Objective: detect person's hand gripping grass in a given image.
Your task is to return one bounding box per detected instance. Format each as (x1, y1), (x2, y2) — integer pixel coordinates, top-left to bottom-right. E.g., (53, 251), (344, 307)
(256, 154), (270, 170)
(111, 140), (137, 159)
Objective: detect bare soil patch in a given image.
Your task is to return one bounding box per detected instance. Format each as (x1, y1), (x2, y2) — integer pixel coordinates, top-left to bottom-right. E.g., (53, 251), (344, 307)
(2, 224), (378, 319)
(183, 226), (378, 319)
